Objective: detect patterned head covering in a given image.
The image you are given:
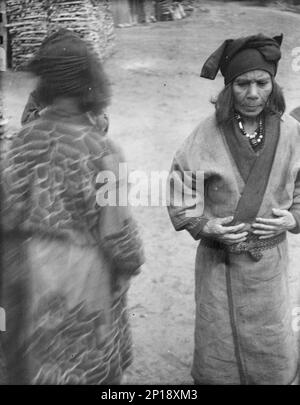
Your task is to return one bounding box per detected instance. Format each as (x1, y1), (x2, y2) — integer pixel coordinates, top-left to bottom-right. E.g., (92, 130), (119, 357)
(27, 29), (92, 94)
(200, 33), (283, 85)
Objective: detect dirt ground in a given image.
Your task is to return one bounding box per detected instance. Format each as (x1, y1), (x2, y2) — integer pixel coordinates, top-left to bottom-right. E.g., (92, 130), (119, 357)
(2, 0), (300, 385)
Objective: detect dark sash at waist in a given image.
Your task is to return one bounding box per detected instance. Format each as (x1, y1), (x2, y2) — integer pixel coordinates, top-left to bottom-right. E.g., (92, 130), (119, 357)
(200, 232), (286, 261)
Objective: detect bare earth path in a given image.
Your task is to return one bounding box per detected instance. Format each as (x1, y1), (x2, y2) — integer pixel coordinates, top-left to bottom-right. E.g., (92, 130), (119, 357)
(3, 1), (300, 385)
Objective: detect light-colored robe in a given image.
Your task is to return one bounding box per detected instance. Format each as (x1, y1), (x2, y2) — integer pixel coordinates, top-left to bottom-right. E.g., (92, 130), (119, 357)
(168, 113), (300, 384)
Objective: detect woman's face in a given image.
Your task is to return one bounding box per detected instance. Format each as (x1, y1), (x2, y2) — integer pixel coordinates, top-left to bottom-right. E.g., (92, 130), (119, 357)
(232, 70), (273, 118)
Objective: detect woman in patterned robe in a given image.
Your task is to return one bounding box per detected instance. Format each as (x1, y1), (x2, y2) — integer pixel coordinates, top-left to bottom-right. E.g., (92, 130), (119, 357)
(0, 29), (144, 384)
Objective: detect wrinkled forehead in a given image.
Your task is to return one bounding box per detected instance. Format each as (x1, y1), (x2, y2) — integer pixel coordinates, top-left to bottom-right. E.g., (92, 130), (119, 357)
(234, 70), (272, 82)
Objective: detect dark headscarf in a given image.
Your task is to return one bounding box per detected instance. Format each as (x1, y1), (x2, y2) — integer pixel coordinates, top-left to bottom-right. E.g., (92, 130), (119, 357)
(200, 33), (283, 85)
(27, 29), (92, 94)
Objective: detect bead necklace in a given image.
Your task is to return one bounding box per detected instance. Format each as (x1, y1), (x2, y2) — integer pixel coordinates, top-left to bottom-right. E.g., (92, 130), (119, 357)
(234, 113), (264, 148)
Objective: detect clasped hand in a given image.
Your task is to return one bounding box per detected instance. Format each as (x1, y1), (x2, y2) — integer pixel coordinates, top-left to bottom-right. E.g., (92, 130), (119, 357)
(202, 216), (248, 246)
(251, 208), (296, 239)
(202, 209), (296, 245)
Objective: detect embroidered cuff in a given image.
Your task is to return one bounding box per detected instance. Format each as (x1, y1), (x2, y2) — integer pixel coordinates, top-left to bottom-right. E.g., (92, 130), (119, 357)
(185, 217), (209, 240)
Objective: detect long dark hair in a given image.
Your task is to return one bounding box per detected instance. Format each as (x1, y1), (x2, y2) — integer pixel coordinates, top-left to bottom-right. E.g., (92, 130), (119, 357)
(212, 77), (286, 125)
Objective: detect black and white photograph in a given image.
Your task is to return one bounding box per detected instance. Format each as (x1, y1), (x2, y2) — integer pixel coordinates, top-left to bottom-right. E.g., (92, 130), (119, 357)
(0, 0), (300, 388)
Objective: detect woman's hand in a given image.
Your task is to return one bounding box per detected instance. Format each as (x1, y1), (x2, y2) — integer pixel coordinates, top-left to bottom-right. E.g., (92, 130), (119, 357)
(202, 216), (248, 245)
(112, 273), (131, 300)
(112, 267), (142, 300)
(252, 208), (296, 239)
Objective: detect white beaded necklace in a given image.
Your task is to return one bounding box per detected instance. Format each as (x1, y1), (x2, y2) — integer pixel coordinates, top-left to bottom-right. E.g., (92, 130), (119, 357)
(234, 113), (264, 147)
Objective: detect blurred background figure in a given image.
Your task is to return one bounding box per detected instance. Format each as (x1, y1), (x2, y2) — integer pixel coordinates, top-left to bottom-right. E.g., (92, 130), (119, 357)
(0, 29), (144, 385)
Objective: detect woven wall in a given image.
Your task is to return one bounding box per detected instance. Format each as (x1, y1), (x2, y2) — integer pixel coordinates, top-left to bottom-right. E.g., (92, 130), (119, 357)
(5, 0), (115, 70)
